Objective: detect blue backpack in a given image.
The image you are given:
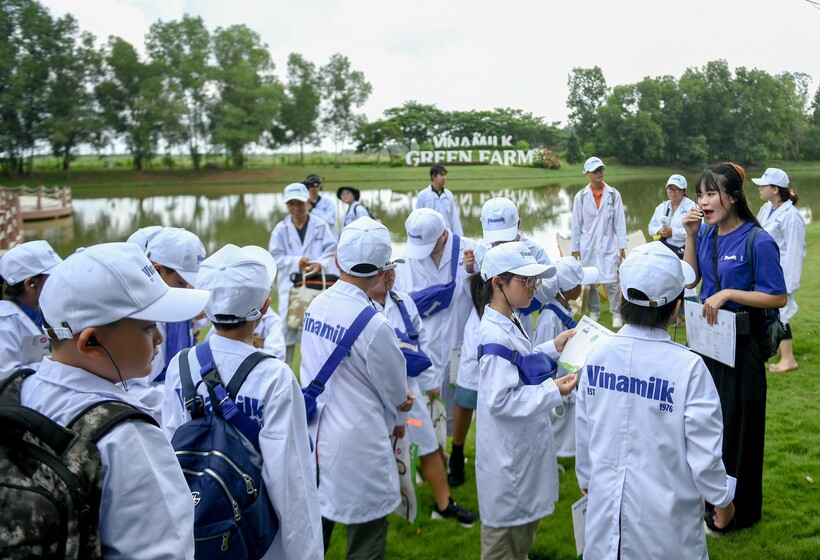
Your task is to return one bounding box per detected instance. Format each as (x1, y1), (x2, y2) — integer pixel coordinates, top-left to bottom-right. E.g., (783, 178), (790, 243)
(477, 343), (558, 386)
(172, 342), (277, 560)
(389, 291), (433, 377)
(411, 234), (461, 318)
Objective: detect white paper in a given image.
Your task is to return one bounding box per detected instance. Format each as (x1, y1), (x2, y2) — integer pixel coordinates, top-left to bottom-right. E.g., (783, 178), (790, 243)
(683, 301), (736, 367)
(571, 494), (588, 556)
(558, 316), (614, 373)
(448, 346), (461, 386)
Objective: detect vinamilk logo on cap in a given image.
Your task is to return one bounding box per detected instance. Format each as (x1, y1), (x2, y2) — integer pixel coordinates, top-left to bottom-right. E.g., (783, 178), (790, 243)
(404, 208), (446, 260)
(751, 168), (789, 189)
(583, 156), (605, 174)
(481, 197), (519, 243)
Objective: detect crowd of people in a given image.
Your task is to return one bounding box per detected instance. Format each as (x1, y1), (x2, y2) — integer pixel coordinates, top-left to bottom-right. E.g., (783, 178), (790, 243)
(0, 159), (804, 559)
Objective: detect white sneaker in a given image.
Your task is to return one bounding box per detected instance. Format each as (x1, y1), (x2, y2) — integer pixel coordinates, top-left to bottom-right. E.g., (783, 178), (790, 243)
(589, 312), (600, 322)
(612, 317), (624, 329)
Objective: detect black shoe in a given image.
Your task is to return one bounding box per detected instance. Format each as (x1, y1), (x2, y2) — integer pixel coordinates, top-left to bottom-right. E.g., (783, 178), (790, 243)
(431, 499), (480, 528)
(704, 510), (736, 537)
(448, 456), (465, 487)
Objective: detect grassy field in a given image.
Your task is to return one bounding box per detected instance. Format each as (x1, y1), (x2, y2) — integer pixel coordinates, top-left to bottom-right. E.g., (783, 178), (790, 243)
(319, 225), (820, 559)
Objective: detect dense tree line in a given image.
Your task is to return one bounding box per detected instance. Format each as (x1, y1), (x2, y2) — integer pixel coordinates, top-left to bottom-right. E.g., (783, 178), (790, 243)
(0, 0), (371, 174)
(565, 62), (820, 166)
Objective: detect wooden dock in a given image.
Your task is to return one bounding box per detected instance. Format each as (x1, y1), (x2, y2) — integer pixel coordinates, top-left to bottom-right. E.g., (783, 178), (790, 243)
(0, 185), (72, 254)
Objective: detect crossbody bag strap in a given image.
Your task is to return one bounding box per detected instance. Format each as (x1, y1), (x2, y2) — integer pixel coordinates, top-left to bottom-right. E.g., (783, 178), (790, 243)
(303, 306), (378, 402)
(709, 225), (720, 292)
(543, 302), (577, 329)
(389, 291), (419, 340)
(477, 342), (527, 385)
(746, 226), (761, 291)
(449, 234), (460, 282)
(178, 348), (205, 418)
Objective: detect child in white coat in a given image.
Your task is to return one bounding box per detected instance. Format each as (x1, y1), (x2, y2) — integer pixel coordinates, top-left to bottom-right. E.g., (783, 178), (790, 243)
(472, 242), (577, 560)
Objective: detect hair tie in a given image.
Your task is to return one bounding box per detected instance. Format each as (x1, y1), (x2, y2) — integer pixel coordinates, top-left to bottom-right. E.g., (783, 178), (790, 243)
(723, 161), (746, 184)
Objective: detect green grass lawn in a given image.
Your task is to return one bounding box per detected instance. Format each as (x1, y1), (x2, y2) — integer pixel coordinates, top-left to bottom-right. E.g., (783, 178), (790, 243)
(316, 224), (820, 559)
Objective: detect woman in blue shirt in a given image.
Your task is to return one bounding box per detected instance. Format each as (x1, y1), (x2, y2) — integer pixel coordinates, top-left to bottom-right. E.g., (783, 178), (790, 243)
(682, 162), (786, 532)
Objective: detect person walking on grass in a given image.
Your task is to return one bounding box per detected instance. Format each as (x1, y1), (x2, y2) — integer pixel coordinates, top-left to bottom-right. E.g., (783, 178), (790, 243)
(571, 156), (627, 328)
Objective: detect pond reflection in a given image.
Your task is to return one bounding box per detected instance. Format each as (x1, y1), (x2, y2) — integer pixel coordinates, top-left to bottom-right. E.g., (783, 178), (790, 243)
(29, 175), (815, 262)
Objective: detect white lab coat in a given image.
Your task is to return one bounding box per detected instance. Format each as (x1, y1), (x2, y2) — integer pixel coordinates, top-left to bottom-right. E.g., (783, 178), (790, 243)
(476, 306), (562, 528)
(257, 308), (287, 360)
(162, 334), (323, 560)
(647, 197), (698, 249)
(376, 291), (439, 455)
(309, 195), (337, 228)
(0, 300), (49, 380)
(575, 325), (736, 560)
(343, 201), (370, 228)
(533, 299), (576, 457)
(268, 215), (338, 346)
(299, 281), (408, 524)
(20, 358), (195, 560)
(416, 185), (464, 235)
(757, 200), (806, 323)
(570, 184), (627, 284)
(455, 309), (481, 392)
(395, 232), (476, 391)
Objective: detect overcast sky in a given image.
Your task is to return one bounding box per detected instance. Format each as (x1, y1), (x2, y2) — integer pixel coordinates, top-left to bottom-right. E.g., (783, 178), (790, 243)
(40, 0), (820, 128)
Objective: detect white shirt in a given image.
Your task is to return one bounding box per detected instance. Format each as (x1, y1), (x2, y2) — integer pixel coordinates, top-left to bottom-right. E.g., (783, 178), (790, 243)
(757, 200), (806, 295)
(299, 280), (408, 524)
(575, 324), (736, 560)
(416, 185), (464, 235)
(647, 197), (698, 248)
(395, 232), (476, 390)
(257, 308), (287, 360)
(268, 215), (338, 345)
(309, 195), (337, 228)
(20, 358), (195, 560)
(570, 184), (628, 283)
(0, 300), (49, 380)
(476, 306), (562, 528)
(162, 334), (323, 560)
(343, 201), (370, 228)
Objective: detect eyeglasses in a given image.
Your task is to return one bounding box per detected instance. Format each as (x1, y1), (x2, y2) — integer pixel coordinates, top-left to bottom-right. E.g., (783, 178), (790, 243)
(512, 275), (542, 289)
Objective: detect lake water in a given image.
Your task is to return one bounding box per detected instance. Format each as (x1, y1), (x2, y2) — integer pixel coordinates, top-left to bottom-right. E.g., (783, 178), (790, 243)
(27, 172), (817, 261)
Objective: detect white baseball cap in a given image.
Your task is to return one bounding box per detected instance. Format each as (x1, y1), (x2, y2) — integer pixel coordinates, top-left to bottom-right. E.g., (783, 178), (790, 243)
(0, 240), (63, 286)
(751, 168), (789, 189)
(338, 217), (393, 277)
(554, 256), (599, 292)
(404, 208), (446, 260)
(126, 226), (164, 251)
(41, 242), (209, 340)
(620, 241), (696, 307)
(480, 241), (557, 281)
(196, 244), (273, 324)
(481, 197), (520, 243)
(666, 174), (688, 190)
(145, 228), (206, 287)
(283, 182), (310, 202)
(583, 156), (605, 174)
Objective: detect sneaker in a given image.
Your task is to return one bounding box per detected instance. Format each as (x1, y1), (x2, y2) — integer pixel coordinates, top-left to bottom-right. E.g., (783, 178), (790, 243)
(612, 317), (624, 329)
(431, 499), (480, 528)
(703, 510), (736, 537)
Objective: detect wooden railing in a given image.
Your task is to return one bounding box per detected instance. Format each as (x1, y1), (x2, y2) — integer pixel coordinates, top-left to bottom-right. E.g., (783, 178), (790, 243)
(0, 189), (23, 251)
(0, 185), (72, 210)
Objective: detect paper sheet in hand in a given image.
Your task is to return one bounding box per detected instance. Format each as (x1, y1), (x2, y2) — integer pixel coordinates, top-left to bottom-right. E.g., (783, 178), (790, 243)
(571, 494), (588, 556)
(558, 316), (613, 373)
(684, 300), (736, 367)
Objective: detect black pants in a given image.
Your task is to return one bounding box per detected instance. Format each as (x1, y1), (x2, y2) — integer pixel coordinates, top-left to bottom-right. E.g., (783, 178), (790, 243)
(703, 333), (766, 529)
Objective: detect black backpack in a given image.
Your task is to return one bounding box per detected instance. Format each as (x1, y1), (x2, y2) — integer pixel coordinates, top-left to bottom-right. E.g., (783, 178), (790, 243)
(0, 369), (158, 559)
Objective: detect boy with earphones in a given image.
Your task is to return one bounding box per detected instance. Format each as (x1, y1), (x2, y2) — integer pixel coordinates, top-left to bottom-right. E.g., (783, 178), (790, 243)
(471, 242), (578, 559)
(20, 242), (210, 558)
(0, 240), (62, 379)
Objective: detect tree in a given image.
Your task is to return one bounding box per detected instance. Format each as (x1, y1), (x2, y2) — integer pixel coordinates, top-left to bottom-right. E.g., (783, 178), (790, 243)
(566, 66), (608, 148)
(210, 24), (281, 169)
(269, 53), (322, 166)
(383, 101), (445, 150)
(45, 14), (103, 176)
(146, 15), (212, 170)
(320, 53), (372, 167)
(96, 36), (179, 170)
(354, 118), (401, 164)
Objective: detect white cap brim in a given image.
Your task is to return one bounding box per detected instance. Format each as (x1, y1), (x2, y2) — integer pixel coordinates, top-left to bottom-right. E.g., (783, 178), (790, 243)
(404, 241), (437, 260)
(483, 224), (518, 244)
(130, 287), (210, 323)
(509, 263), (557, 279)
(581, 267), (599, 285)
(284, 194), (309, 202)
(681, 260), (696, 286)
(750, 178), (768, 186)
(177, 269), (200, 288)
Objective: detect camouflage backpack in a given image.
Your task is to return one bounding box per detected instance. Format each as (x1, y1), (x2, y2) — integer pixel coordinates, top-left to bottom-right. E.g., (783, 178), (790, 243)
(0, 369), (157, 559)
